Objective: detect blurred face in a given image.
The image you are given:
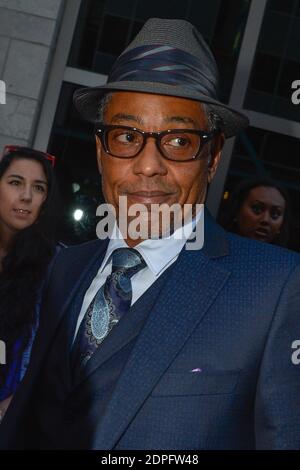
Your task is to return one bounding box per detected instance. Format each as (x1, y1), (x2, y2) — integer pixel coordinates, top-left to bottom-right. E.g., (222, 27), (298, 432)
(236, 186), (286, 243)
(0, 158), (48, 236)
(96, 91), (224, 245)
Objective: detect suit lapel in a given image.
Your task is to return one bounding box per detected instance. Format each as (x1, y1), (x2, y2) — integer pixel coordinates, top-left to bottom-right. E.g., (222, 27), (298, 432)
(91, 212), (231, 449)
(22, 240), (109, 389)
(55, 240), (109, 334)
(72, 264), (172, 389)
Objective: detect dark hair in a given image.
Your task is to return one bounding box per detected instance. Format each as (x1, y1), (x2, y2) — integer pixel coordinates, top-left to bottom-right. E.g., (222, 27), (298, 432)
(0, 149), (59, 355)
(221, 177), (291, 247)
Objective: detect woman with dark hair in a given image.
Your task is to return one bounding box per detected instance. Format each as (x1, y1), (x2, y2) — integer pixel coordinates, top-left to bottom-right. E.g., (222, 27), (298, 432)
(0, 145), (62, 420)
(221, 177), (290, 247)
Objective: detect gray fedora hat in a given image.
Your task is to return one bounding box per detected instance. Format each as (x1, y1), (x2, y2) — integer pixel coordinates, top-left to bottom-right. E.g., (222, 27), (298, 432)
(73, 18), (249, 137)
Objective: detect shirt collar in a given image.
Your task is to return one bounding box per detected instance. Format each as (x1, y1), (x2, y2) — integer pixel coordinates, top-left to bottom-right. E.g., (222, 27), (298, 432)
(101, 206), (203, 276)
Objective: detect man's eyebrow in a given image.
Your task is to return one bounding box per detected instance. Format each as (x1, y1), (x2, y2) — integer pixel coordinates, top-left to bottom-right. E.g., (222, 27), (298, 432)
(110, 113), (144, 125)
(110, 113), (197, 127)
(7, 174), (48, 185)
(163, 116), (197, 126)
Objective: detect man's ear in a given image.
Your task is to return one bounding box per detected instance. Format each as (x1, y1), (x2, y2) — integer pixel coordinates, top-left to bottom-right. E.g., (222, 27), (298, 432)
(207, 133), (225, 184)
(95, 135), (102, 174)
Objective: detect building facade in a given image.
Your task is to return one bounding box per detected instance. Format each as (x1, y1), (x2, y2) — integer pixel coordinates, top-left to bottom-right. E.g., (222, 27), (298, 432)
(1, 0), (299, 249)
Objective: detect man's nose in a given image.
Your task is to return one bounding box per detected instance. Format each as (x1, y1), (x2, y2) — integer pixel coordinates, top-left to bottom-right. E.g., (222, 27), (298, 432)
(132, 137), (168, 177)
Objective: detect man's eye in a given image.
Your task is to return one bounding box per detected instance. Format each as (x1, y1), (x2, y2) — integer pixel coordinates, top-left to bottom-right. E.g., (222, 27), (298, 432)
(116, 132), (138, 144)
(9, 180), (20, 186)
(166, 136), (190, 148)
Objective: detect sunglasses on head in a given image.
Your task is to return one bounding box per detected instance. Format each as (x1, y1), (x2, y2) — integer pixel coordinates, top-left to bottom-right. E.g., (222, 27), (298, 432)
(2, 145), (56, 168)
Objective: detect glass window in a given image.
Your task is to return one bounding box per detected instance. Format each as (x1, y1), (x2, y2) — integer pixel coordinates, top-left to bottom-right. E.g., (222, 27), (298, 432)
(269, 0), (297, 14)
(244, 0), (300, 121)
(218, 127), (300, 251)
(49, 0), (252, 244)
(48, 82), (104, 244)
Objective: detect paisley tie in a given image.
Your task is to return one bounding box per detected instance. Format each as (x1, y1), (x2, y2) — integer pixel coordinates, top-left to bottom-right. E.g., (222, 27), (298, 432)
(72, 248), (146, 370)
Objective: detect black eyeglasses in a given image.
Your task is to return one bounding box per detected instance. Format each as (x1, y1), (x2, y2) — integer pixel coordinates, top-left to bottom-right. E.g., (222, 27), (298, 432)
(95, 124), (218, 162)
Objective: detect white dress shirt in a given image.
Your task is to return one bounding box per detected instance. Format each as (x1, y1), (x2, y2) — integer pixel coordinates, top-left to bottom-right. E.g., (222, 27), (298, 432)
(74, 208), (203, 339)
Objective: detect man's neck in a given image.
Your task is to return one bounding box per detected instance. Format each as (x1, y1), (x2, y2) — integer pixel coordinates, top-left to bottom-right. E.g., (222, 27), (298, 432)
(117, 204), (204, 247)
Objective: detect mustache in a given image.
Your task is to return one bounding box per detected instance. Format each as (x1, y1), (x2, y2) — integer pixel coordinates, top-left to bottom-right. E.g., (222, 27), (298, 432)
(118, 182), (177, 194)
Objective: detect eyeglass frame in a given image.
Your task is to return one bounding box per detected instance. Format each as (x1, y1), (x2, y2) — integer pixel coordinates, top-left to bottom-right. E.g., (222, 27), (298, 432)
(2, 145), (56, 168)
(95, 124), (219, 162)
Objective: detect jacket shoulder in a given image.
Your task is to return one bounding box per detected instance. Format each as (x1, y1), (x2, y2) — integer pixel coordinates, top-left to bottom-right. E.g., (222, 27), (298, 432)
(226, 231), (300, 271)
(45, 239), (108, 284)
(54, 238), (105, 261)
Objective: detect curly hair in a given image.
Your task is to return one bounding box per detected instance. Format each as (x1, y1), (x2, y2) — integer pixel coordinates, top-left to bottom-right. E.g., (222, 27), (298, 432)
(0, 149), (59, 356)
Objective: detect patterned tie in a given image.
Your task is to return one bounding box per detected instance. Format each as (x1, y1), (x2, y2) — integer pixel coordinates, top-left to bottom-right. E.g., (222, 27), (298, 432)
(71, 248), (146, 371)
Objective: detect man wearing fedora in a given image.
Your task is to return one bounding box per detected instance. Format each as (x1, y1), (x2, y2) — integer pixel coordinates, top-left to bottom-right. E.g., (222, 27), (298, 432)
(1, 18), (300, 450)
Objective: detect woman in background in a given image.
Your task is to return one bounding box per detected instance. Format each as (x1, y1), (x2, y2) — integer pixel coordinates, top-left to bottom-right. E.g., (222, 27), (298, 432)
(0, 146), (61, 420)
(221, 177), (290, 247)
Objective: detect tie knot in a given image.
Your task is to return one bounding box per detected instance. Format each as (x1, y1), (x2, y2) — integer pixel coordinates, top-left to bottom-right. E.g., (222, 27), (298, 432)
(111, 248), (146, 277)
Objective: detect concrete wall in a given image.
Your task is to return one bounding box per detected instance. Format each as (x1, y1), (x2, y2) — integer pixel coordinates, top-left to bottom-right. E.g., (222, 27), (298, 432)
(0, 0), (65, 152)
